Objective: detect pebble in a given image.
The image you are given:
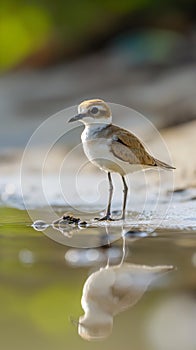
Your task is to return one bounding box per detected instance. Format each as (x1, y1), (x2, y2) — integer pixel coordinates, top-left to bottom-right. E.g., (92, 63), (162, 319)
(53, 214), (87, 227)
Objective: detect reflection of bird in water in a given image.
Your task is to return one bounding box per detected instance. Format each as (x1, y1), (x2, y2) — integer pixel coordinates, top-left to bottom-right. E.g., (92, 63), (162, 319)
(78, 263), (173, 341)
(68, 99), (175, 221)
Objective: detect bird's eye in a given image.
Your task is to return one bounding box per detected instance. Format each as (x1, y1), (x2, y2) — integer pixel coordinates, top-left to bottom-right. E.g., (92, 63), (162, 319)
(91, 107), (99, 114)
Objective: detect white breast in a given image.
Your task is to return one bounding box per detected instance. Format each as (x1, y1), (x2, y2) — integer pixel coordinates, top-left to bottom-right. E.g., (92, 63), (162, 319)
(81, 126), (111, 167)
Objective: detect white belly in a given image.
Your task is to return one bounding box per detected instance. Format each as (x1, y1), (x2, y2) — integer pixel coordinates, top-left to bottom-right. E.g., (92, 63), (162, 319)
(81, 128), (143, 175)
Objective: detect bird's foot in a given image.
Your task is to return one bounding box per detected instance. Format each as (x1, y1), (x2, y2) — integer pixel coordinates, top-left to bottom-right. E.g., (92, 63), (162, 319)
(94, 215), (115, 221)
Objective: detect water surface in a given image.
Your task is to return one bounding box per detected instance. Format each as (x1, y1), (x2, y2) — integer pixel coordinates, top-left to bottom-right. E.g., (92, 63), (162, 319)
(0, 207), (196, 350)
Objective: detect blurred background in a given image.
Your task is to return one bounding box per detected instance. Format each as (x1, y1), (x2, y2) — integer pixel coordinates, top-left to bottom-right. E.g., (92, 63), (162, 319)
(1, 0), (196, 202)
(1, 0), (196, 148)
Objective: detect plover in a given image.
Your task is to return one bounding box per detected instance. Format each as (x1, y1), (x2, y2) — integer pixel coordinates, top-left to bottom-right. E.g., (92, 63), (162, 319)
(68, 99), (175, 221)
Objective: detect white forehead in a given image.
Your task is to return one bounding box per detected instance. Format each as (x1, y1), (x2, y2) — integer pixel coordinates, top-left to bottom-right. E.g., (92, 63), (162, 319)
(78, 104), (106, 113)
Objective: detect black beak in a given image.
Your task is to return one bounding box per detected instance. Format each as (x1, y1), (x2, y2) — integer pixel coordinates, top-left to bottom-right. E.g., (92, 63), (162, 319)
(68, 113), (86, 123)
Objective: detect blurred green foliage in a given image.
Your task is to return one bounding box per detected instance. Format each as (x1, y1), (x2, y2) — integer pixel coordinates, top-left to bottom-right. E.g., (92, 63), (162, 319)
(0, 2), (52, 70)
(1, 0), (195, 72)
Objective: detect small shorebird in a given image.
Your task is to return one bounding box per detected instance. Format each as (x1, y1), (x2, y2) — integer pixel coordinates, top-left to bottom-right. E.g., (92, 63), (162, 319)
(68, 99), (175, 221)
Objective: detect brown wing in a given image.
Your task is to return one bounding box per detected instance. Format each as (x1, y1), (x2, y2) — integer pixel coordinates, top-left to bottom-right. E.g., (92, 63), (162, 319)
(111, 129), (156, 166)
(96, 124), (175, 169)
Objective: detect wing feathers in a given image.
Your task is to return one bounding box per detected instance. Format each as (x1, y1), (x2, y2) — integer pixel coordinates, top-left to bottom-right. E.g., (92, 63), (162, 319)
(111, 141), (155, 166)
(111, 130), (174, 169)
(96, 124), (175, 169)
(111, 130), (156, 166)
(154, 158), (175, 170)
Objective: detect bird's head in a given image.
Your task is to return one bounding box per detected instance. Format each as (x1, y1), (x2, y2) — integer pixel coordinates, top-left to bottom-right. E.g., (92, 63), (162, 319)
(68, 99), (112, 125)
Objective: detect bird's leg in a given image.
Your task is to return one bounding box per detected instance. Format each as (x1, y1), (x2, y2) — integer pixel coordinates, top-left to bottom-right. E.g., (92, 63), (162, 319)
(106, 172), (113, 218)
(97, 172), (114, 221)
(121, 176), (128, 220)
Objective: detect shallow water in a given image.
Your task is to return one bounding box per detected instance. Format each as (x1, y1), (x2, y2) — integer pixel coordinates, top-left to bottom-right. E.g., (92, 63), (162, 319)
(0, 207), (196, 350)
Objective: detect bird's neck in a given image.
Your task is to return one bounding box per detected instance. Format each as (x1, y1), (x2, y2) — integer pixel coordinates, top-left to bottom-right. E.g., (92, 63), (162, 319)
(83, 115), (112, 127)
(82, 123), (111, 141)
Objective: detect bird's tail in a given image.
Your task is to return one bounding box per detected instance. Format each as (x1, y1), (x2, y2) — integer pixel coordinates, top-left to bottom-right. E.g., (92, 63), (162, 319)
(155, 158), (176, 170)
